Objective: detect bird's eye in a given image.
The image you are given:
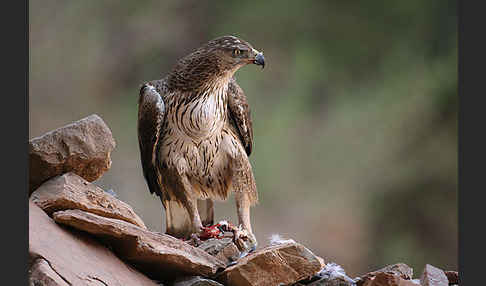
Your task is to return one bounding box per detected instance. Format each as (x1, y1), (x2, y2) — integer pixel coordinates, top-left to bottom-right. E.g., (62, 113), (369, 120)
(233, 48), (241, 56)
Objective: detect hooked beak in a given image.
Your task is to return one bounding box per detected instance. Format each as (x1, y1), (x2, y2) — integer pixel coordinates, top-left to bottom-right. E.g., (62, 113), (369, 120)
(253, 51), (265, 69)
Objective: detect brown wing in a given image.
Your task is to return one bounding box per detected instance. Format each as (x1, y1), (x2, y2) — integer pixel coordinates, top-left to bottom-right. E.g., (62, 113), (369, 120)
(137, 80), (166, 198)
(227, 78), (254, 156)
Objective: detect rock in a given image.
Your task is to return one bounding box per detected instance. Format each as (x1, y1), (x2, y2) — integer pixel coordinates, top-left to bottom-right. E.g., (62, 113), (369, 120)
(198, 237), (234, 256)
(420, 264), (448, 286)
(359, 272), (418, 286)
(374, 264), (413, 280)
(198, 238), (241, 266)
(29, 114), (115, 194)
(31, 172), (146, 228)
(215, 242), (241, 266)
(305, 280), (353, 286)
(29, 258), (69, 286)
(216, 242), (325, 286)
(444, 271), (458, 285)
(52, 209), (226, 280)
(29, 200), (157, 286)
(356, 272), (417, 286)
(356, 263), (414, 286)
(357, 263), (414, 286)
(173, 276), (224, 286)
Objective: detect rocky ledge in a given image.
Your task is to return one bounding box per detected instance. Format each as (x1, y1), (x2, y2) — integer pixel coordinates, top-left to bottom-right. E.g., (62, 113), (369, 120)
(28, 115), (458, 286)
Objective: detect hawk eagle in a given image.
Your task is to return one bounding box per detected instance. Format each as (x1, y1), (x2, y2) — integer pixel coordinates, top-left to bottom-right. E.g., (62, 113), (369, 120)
(137, 35), (264, 248)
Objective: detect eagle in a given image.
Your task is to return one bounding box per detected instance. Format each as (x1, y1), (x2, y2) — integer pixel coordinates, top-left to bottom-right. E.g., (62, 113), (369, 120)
(137, 35), (264, 249)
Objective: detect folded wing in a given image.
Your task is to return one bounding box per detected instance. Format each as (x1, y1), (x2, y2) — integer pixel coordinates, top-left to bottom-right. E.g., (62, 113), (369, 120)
(227, 78), (254, 156)
(137, 82), (166, 198)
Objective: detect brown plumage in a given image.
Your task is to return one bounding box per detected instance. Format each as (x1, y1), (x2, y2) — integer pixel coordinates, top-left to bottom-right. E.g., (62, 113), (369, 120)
(137, 36), (265, 246)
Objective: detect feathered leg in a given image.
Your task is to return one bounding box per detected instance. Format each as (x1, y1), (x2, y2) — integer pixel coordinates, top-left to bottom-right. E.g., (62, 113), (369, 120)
(234, 191), (257, 251)
(198, 199), (214, 227)
(163, 198), (191, 238)
(181, 176), (203, 234)
(163, 175), (203, 239)
(235, 192), (252, 233)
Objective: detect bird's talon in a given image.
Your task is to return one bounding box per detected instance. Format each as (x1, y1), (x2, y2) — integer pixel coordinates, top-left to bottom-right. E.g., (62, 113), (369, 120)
(232, 228), (258, 252)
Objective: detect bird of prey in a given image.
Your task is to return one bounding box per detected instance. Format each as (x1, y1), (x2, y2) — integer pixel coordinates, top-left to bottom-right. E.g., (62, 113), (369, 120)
(137, 35), (265, 249)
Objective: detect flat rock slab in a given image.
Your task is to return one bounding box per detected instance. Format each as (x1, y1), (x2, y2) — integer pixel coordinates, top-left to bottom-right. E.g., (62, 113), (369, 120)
(216, 242), (325, 286)
(198, 238), (241, 266)
(420, 264), (448, 286)
(29, 258), (70, 286)
(31, 172), (146, 228)
(357, 263), (414, 286)
(29, 114), (115, 194)
(198, 238), (235, 256)
(29, 201), (157, 286)
(52, 209), (226, 280)
(373, 263), (413, 280)
(359, 272), (418, 286)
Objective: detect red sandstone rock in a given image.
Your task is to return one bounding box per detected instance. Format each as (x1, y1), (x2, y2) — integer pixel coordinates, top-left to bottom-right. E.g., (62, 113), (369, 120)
(52, 209), (225, 280)
(31, 172), (146, 228)
(217, 242), (325, 286)
(360, 272), (418, 286)
(29, 114), (115, 194)
(29, 258), (69, 286)
(357, 263), (414, 286)
(29, 201), (157, 286)
(197, 237), (241, 266)
(420, 264), (448, 286)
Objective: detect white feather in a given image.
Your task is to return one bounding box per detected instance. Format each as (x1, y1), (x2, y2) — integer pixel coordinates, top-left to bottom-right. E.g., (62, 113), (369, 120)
(217, 220), (229, 227)
(269, 234), (295, 246)
(318, 262), (356, 284)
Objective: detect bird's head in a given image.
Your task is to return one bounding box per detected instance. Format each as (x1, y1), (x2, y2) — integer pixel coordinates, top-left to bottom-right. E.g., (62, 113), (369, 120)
(168, 35), (264, 91)
(203, 35), (265, 70)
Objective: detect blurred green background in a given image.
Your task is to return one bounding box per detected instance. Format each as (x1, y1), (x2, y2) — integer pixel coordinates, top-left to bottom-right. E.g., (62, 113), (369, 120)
(29, 0), (457, 276)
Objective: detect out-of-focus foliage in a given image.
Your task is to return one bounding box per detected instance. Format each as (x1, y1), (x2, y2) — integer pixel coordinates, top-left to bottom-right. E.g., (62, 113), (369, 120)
(29, 0), (457, 275)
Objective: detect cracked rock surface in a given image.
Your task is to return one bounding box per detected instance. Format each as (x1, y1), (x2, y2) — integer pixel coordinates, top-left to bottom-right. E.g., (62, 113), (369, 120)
(29, 201), (157, 286)
(52, 209), (225, 281)
(31, 172), (146, 229)
(217, 242), (325, 286)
